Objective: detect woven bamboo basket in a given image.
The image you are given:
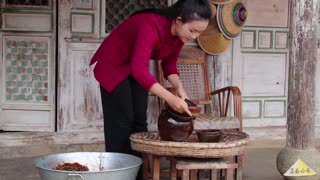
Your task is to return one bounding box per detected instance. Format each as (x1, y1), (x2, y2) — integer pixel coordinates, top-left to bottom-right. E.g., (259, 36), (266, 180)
(130, 131), (249, 158)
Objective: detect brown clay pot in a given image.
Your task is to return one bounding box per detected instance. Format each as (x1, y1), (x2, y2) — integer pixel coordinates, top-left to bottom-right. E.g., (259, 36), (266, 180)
(158, 99), (200, 142)
(158, 110), (194, 142)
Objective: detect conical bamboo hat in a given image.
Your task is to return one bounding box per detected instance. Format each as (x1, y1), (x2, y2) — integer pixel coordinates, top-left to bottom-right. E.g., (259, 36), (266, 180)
(197, 3), (231, 55)
(216, 0), (248, 39)
(209, 0), (235, 5)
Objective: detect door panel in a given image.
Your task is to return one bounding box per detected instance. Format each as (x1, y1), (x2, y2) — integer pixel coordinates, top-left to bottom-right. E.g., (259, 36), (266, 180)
(0, 0), (56, 132)
(57, 0), (103, 132)
(57, 42), (103, 131)
(3, 13), (52, 32)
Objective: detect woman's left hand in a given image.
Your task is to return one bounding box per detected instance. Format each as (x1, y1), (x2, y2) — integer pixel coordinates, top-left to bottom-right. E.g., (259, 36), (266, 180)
(176, 86), (188, 100)
(167, 74), (189, 99)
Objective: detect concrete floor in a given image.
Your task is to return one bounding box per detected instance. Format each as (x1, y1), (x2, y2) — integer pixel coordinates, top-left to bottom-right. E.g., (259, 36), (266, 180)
(243, 146), (284, 180)
(0, 140), (291, 180)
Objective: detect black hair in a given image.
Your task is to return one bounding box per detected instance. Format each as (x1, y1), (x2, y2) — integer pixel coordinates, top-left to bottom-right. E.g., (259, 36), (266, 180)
(132, 0), (212, 23)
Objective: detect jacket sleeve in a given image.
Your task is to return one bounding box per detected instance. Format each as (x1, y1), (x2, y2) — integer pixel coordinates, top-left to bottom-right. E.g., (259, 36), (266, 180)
(161, 43), (184, 79)
(130, 19), (159, 91)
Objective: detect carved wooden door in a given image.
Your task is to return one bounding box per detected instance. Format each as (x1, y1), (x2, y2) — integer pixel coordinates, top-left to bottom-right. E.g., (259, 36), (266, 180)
(57, 0), (103, 132)
(0, 0), (56, 131)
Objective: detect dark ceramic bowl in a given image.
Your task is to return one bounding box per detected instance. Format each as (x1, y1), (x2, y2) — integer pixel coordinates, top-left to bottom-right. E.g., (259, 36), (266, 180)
(196, 129), (222, 142)
(185, 99), (201, 117)
(165, 99), (201, 122)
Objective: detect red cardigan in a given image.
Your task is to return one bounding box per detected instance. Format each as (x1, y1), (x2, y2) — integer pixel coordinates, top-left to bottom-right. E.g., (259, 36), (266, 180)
(90, 13), (184, 93)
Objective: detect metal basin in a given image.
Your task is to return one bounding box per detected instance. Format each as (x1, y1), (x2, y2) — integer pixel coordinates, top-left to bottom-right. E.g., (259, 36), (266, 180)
(34, 152), (142, 180)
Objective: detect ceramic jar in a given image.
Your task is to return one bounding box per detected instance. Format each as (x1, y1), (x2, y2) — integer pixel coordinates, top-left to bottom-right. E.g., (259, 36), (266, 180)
(158, 100), (200, 142)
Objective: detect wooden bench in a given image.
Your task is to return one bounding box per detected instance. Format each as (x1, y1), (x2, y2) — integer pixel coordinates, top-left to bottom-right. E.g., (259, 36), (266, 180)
(170, 157), (242, 180)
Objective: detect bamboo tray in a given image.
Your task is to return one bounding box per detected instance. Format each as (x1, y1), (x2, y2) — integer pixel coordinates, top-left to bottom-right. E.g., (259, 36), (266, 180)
(130, 131), (249, 158)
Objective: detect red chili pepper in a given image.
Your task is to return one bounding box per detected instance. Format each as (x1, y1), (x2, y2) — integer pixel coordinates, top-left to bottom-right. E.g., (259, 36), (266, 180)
(55, 162), (89, 171)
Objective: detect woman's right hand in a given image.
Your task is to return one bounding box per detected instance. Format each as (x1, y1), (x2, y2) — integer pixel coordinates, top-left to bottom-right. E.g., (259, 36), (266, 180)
(166, 95), (192, 116)
(148, 83), (192, 116)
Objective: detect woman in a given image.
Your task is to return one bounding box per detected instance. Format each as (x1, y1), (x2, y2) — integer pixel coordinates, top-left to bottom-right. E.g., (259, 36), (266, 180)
(90, 0), (211, 155)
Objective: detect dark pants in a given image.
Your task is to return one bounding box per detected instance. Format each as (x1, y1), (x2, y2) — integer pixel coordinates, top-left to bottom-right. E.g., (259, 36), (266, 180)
(100, 75), (148, 155)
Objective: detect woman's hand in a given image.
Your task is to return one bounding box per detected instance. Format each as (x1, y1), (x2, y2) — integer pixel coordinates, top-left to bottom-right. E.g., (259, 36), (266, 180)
(176, 86), (188, 100)
(167, 74), (189, 99)
(166, 95), (192, 116)
(149, 82), (192, 116)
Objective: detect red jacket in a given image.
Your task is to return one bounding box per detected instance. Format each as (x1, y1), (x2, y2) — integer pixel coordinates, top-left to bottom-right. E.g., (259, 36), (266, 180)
(90, 13), (184, 93)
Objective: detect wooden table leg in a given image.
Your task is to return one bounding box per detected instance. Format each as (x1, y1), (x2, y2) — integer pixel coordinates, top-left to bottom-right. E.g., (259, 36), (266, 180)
(211, 169), (218, 180)
(236, 155), (243, 180)
(190, 170), (197, 180)
(152, 155), (161, 180)
(170, 158), (177, 180)
(182, 170), (190, 180)
(226, 168), (234, 180)
(142, 154), (150, 180)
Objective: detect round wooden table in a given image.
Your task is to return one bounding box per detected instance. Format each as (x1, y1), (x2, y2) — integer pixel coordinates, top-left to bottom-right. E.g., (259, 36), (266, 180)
(130, 131), (249, 180)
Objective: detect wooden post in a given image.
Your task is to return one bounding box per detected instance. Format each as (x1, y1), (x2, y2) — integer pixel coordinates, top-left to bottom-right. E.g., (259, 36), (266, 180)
(276, 0), (320, 179)
(287, 0), (317, 150)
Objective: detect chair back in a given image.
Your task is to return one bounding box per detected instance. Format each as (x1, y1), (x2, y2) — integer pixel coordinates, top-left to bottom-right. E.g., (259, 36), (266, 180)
(157, 46), (211, 106)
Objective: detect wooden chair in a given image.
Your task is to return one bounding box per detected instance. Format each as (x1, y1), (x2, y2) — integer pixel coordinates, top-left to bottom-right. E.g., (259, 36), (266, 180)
(157, 45), (243, 132)
(142, 45), (244, 180)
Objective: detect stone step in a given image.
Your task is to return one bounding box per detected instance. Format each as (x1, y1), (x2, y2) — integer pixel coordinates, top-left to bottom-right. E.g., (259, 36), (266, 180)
(0, 143), (105, 159)
(3, 126), (319, 159)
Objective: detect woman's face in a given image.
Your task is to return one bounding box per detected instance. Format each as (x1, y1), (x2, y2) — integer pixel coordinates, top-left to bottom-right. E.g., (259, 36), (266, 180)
(173, 17), (209, 43)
